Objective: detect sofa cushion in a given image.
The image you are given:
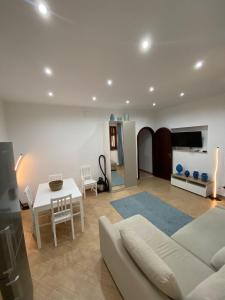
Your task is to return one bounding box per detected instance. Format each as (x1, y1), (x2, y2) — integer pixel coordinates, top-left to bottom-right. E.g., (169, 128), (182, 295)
(211, 246), (225, 270)
(172, 206), (225, 267)
(120, 229), (183, 300)
(185, 265), (225, 300)
(115, 215), (214, 297)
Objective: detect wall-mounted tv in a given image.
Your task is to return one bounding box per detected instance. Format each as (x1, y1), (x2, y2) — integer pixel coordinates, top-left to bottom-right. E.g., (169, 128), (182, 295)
(172, 131), (203, 148)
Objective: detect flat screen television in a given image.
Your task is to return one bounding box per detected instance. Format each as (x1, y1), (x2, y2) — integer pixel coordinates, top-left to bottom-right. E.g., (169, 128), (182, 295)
(172, 131), (203, 148)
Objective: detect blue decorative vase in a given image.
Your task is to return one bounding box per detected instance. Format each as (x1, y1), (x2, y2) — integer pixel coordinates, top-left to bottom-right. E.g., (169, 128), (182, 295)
(110, 114), (115, 121)
(193, 171), (199, 180)
(123, 113), (129, 121)
(201, 173), (209, 182)
(185, 170), (190, 177)
(176, 164), (183, 175)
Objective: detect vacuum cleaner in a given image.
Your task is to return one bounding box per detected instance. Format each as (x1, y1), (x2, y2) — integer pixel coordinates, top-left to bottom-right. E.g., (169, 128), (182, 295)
(97, 155), (109, 193)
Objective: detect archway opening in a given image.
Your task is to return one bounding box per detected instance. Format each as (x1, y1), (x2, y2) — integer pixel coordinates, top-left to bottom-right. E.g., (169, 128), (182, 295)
(137, 127), (154, 179)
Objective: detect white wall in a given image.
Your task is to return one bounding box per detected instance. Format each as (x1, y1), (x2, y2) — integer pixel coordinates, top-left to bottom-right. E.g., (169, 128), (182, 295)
(155, 95), (225, 188)
(0, 101), (7, 141)
(4, 102), (155, 202)
(5, 94), (224, 199)
(132, 110), (155, 134)
(139, 128), (153, 173)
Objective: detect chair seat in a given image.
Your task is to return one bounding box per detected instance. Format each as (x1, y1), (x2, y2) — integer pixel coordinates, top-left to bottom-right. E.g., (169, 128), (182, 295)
(53, 209), (72, 224)
(83, 178), (97, 186)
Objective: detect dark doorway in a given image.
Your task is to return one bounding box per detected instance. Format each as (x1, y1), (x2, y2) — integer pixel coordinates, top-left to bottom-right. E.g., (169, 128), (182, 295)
(153, 127), (172, 180)
(137, 127), (154, 179)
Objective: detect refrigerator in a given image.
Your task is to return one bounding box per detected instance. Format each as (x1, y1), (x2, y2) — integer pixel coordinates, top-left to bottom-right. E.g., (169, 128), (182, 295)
(0, 142), (33, 300)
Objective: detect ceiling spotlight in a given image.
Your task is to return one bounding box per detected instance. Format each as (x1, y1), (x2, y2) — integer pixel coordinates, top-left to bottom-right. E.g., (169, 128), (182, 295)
(140, 38), (152, 52)
(149, 86), (155, 92)
(180, 92), (185, 97)
(152, 102), (156, 107)
(48, 91), (54, 97)
(44, 67), (53, 76)
(194, 60), (204, 70)
(107, 79), (113, 86)
(125, 100), (130, 104)
(38, 3), (49, 16)
(92, 96), (97, 101)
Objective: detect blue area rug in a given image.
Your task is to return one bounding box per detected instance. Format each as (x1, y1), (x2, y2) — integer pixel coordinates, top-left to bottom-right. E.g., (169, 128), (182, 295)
(111, 171), (125, 187)
(111, 192), (193, 236)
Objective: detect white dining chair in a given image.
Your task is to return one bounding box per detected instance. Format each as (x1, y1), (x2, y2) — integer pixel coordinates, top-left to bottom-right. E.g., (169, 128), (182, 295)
(71, 197), (85, 233)
(48, 173), (63, 181)
(51, 194), (75, 247)
(24, 185), (34, 209)
(24, 186), (50, 235)
(80, 165), (97, 199)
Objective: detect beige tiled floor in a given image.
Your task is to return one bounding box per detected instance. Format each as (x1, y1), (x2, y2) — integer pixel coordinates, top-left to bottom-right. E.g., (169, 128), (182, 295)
(22, 176), (222, 300)
(139, 170), (153, 179)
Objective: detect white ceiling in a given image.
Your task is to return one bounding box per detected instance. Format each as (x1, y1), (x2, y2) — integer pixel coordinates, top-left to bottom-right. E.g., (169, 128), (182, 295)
(1, 0), (225, 110)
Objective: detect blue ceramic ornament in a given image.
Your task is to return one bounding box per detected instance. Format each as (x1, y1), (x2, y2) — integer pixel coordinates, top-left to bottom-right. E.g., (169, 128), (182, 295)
(176, 164), (183, 175)
(193, 171), (199, 180)
(201, 173), (208, 182)
(185, 170), (190, 177)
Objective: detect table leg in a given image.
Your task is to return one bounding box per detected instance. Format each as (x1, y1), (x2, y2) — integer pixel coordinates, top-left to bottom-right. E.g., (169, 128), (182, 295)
(34, 209), (42, 249)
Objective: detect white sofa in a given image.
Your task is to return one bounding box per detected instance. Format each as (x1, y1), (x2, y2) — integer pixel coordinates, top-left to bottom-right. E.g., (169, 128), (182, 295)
(99, 206), (225, 300)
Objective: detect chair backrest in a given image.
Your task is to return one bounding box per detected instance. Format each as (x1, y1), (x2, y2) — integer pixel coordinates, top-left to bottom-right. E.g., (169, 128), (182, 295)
(50, 194), (73, 216)
(80, 165), (92, 180)
(49, 173), (63, 182)
(24, 186), (34, 209)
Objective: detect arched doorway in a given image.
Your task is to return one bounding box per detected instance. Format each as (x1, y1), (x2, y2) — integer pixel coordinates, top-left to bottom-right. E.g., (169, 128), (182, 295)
(137, 127), (154, 179)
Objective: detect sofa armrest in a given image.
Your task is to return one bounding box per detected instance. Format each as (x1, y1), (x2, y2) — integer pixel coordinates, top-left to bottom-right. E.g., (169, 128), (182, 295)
(99, 216), (170, 300)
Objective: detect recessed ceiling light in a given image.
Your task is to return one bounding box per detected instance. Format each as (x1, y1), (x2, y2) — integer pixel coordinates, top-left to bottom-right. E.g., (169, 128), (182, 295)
(107, 79), (113, 86)
(140, 38), (152, 52)
(38, 3), (49, 16)
(44, 67), (53, 76)
(180, 92), (185, 97)
(92, 96), (97, 101)
(125, 100), (130, 104)
(48, 91), (54, 97)
(153, 102), (156, 107)
(194, 60), (204, 70)
(149, 86), (155, 92)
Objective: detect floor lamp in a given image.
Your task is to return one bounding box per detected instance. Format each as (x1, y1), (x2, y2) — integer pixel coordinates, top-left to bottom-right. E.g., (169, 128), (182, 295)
(211, 147), (221, 201)
(15, 153), (23, 171)
(15, 153), (28, 209)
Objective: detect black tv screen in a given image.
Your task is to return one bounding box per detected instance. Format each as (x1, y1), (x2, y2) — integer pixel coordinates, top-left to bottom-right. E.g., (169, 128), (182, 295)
(172, 131), (203, 148)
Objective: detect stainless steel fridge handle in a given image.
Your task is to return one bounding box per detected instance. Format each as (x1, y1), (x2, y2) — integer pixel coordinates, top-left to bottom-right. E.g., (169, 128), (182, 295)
(6, 275), (20, 287)
(1, 225), (16, 275)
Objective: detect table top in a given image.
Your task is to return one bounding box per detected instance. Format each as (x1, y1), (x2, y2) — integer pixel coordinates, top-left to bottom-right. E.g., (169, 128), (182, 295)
(33, 178), (82, 210)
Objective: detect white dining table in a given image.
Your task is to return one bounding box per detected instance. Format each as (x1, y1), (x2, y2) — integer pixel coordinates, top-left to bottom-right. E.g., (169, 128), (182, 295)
(33, 178), (83, 249)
